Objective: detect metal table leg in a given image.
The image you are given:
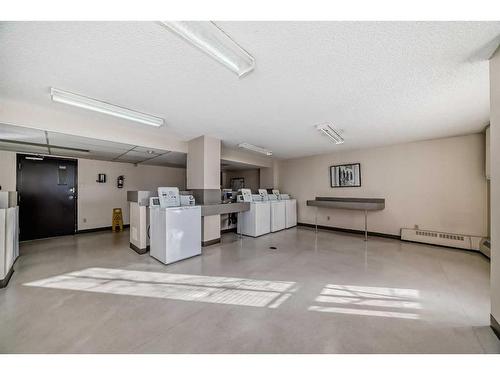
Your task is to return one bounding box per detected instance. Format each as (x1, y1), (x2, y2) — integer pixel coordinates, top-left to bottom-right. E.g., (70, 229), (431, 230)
(364, 209), (368, 242)
(315, 206), (318, 233)
(239, 217), (243, 241)
(236, 212), (242, 240)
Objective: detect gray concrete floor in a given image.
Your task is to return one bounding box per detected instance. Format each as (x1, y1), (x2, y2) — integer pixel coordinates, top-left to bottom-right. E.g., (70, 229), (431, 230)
(1, 227), (499, 353)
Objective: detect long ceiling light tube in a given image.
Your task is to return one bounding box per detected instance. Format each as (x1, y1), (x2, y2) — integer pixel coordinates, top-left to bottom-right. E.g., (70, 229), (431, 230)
(158, 21), (255, 78)
(316, 124), (344, 144)
(50, 88), (164, 127)
(238, 142), (272, 156)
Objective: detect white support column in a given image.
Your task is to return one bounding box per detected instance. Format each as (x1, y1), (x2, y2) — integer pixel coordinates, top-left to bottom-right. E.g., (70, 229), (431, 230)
(490, 47), (500, 336)
(187, 136), (221, 245)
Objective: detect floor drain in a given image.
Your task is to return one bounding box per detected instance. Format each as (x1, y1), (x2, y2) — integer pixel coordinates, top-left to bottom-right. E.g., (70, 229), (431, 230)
(269, 246), (277, 250)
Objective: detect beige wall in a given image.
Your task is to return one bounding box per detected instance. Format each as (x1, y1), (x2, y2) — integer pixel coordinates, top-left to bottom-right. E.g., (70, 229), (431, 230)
(279, 133), (488, 237)
(260, 159), (280, 189)
(220, 146), (277, 190)
(0, 151), (17, 191)
(0, 150), (186, 231)
(222, 169), (260, 192)
(78, 158), (186, 230)
(490, 48), (500, 323)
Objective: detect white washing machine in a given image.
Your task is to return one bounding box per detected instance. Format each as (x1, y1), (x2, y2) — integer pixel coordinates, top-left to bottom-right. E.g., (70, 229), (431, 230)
(284, 198), (297, 228)
(237, 195), (271, 237)
(149, 188), (201, 265)
(268, 195), (286, 232)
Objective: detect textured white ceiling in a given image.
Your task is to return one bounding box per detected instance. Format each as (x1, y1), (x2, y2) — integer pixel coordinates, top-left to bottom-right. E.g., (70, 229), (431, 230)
(1, 21), (499, 158)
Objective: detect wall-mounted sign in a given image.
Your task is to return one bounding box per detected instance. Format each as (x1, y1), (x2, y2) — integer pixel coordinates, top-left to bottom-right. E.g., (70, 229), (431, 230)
(330, 163), (361, 188)
(117, 175), (125, 189)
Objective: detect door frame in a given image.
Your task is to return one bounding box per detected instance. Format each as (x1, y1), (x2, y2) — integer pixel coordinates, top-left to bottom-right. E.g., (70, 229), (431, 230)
(16, 153), (79, 239)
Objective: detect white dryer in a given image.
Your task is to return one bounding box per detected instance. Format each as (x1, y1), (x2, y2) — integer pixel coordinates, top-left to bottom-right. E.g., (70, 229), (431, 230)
(237, 194), (271, 237)
(281, 194), (297, 228)
(268, 194), (286, 232)
(149, 205), (201, 265)
(149, 187), (201, 265)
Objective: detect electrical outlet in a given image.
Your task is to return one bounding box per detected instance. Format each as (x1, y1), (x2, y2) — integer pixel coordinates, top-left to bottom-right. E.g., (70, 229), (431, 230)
(327, 216), (330, 221)
(83, 218), (87, 223)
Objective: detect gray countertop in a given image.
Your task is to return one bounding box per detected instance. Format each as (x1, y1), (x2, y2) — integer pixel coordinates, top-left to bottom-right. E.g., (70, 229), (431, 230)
(199, 202), (250, 216)
(306, 197), (385, 211)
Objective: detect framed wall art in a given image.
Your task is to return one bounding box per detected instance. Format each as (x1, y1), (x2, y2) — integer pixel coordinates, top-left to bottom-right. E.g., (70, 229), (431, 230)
(330, 163), (361, 188)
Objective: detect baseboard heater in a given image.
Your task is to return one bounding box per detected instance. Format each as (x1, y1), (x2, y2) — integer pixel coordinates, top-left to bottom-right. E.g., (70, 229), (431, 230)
(400, 228), (482, 251)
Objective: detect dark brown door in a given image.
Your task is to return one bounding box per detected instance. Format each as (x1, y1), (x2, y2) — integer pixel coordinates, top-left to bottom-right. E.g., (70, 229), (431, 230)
(16, 154), (77, 241)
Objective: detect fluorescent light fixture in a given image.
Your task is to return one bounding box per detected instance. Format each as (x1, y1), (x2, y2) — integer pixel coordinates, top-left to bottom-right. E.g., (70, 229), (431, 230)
(25, 156), (44, 161)
(50, 88), (164, 127)
(158, 21), (255, 78)
(238, 143), (272, 156)
(316, 123), (344, 144)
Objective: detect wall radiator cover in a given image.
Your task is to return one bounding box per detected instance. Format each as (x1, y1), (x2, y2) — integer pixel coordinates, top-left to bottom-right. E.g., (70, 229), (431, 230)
(401, 228), (481, 251)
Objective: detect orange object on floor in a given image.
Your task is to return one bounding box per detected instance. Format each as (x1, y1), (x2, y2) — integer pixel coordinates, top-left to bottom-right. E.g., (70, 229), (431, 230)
(112, 208), (123, 232)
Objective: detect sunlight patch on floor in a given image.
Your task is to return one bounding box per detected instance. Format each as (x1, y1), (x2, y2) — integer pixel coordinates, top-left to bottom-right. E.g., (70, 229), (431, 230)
(309, 284), (421, 319)
(24, 267), (296, 308)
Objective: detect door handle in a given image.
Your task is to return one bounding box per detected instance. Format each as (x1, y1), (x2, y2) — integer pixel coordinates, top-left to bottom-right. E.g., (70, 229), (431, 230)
(68, 195), (74, 200)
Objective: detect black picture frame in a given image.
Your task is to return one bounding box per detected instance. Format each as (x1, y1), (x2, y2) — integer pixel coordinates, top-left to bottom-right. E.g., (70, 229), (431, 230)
(330, 163), (361, 188)
(230, 177), (245, 191)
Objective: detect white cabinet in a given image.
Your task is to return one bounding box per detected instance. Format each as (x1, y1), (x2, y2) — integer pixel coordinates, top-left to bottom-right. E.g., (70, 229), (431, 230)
(129, 201), (150, 254)
(486, 126), (491, 179)
(270, 200), (286, 232)
(285, 199), (297, 228)
(1, 191), (19, 287)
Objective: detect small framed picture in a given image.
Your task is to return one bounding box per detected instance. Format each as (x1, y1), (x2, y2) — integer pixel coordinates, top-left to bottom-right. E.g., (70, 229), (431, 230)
(330, 163), (361, 188)
(230, 177), (245, 191)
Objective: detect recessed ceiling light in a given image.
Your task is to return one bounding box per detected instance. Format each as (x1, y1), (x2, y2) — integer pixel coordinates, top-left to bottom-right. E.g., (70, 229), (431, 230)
(51, 88), (165, 127)
(316, 123), (344, 144)
(238, 143), (272, 156)
(147, 150), (155, 155)
(158, 21), (255, 78)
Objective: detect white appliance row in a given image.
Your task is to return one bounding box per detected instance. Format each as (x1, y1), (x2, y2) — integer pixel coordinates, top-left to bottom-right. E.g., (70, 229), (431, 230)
(1, 191), (19, 288)
(237, 189), (297, 238)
